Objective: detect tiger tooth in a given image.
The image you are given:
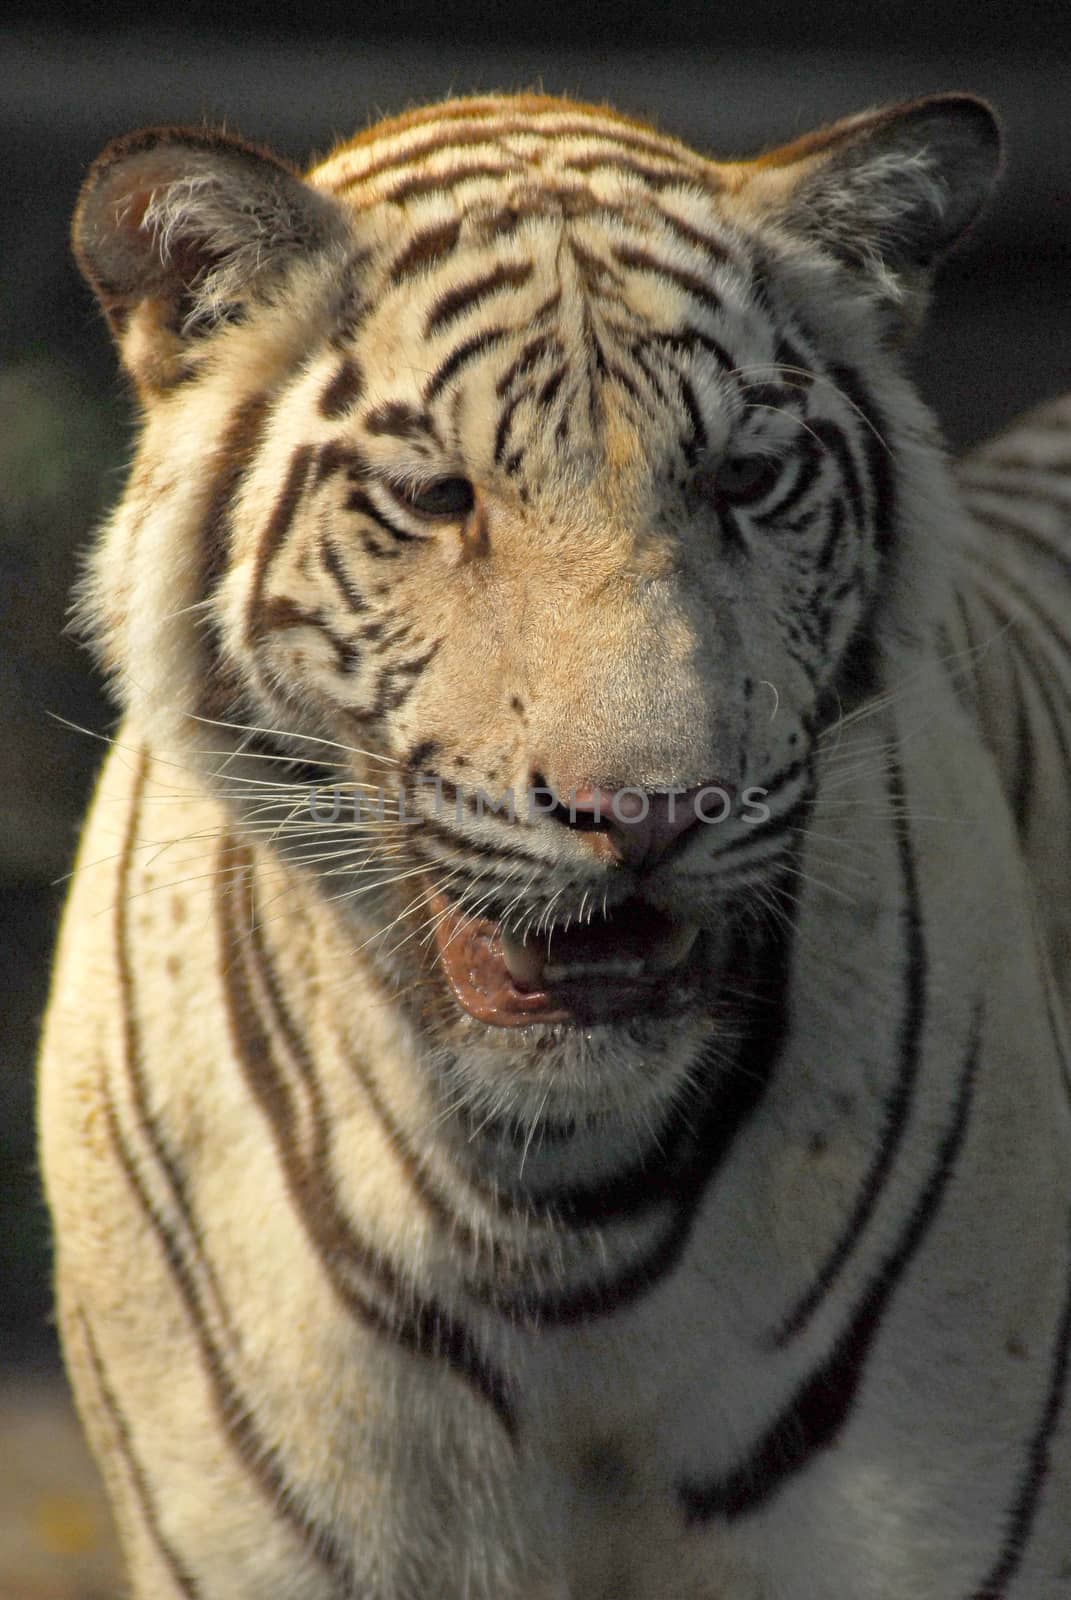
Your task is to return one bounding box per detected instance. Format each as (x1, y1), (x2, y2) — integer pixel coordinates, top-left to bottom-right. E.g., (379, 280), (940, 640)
(500, 929), (547, 991)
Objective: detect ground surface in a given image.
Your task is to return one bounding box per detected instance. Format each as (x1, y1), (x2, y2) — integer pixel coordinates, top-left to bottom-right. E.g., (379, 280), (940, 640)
(0, 1377), (121, 1600)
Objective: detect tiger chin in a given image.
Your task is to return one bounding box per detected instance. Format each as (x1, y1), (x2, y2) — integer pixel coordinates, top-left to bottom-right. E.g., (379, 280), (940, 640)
(39, 89), (1071, 1600)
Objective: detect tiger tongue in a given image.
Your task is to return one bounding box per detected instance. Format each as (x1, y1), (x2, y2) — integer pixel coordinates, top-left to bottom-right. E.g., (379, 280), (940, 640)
(427, 888), (702, 1027)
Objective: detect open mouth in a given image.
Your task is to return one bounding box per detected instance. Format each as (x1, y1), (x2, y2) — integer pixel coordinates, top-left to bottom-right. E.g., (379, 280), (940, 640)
(428, 890), (703, 1028)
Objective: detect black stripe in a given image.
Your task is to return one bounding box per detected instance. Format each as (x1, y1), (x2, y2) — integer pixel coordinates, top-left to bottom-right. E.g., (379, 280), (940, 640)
(108, 755), (347, 1568)
(388, 217), (462, 283)
(591, 340), (645, 411)
(717, 503), (747, 554)
(612, 245), (723, 324)
(495, 332), (561, 397)
(246, 446), (316, 646)
(401, 737), (441, 774)
(198, 394), (273, 602)
(354, 637), (443, 721)
(336, 1040), (523, 1282)
(385, 162), (514, 203)
(114, 753), (237, 1345)
(634, 326), (734, 379)
(821, 611), (883, 722)
(493, 386), (531, 464)
(626, 339), (674, 407)
(348, 123), (512, 184)
(359, 531), (401, 561)
(363, 400), (439, 441)
(423, 325), (510, 402)
(445, 1020), (789, 1241)
(814, 496), (846, 573)
(314, 439), (370, 486)
(677, 374), (707, 459)
(344, 115), (707, 188)
(829, 363), (897, 557)
(195, 392), (274, 721)
(808, 417), (866, 531)
(319, 356), (364, 419)
(320, 535), (367, 613)
(969, 1214), (1071, 1599)
(255, 597), (360, 674)
(775, 335), (816, 387)
(346, 486), (419, 544)
(413, 811), (564, 873)
(425, 260), (533, 335)
(537, 364), (568, 409)
(752, 440), (824, 530)
(100, 1071), (350, 1575)
(775, 747), (927, 1342)
(108, 767), (350, 1577)
(78, 1308), (204, 1599)
(477, 187), (598, 230)
(562, 151), (697, 189)
(1009, 645), (1036, 832)
(680, 1007), (981, 1525)
(1043, 950), (1071, 1112)
(222, 852), (518, 1437)
(652, 206), (734, 265)
(739, 380), (802, 412)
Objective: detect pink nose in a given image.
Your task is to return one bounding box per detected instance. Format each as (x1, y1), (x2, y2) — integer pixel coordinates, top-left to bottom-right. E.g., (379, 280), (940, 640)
(568, 784), (710, 868)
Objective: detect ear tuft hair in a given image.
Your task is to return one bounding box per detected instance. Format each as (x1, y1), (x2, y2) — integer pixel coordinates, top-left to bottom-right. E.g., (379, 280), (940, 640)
(738, 94), (1003, 326)
(73, 126), (348, 383)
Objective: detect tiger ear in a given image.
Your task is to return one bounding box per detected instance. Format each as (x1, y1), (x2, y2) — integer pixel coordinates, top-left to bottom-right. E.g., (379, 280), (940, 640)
(734, 94), (1002, 329)
(73, 126), (348, 392)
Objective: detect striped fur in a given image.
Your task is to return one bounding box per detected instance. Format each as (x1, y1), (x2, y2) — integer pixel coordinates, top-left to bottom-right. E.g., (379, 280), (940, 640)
(40, 93), (1071, 1597)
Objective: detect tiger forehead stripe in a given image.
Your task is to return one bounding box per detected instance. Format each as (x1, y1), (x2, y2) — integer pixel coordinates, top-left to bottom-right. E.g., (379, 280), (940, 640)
(315, 100), (715, 196)
(424, 259), (534, 336)
(612, 244), (725, 324)
(332, 92), (702, 156)
(384, 163), (517, 206)
(388, 217), (463, 283)
(318, 356), (364, 419)
(422, 325), (512, 403)
(363, 400), (440, 442)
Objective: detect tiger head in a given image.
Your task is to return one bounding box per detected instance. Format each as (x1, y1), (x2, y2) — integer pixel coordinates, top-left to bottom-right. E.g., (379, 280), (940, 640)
(72, 94), (999, 1124)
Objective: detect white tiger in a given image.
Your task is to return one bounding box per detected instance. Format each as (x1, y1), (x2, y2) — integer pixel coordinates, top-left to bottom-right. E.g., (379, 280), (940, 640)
(39, 91), (1071, 1598)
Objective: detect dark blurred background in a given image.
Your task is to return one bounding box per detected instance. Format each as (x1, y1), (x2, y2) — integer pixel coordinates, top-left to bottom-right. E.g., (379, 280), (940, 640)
(0, 5), (1068, 1578)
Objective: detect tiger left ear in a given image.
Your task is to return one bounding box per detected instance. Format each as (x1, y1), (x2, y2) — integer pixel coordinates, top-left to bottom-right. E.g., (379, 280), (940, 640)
(72, 125), (349, 393)
(734, 94), (1003, 328)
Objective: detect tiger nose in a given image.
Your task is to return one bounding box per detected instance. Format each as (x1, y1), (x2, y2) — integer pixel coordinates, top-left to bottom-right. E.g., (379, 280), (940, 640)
(564, 784), (709, 868)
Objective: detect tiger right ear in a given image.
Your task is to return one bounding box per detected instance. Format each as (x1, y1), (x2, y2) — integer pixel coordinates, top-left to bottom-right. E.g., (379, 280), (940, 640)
(733, 94), (1003, 331)
(73, 126), (348, 392)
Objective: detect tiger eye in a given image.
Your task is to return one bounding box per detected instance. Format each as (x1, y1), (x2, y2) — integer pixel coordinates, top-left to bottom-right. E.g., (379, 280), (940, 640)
(695, 455), (783, 507)
(395, 477), (475, 519)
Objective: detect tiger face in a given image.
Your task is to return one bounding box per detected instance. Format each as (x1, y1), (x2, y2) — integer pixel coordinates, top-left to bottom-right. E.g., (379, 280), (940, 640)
(73, 94), (999, 1123)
